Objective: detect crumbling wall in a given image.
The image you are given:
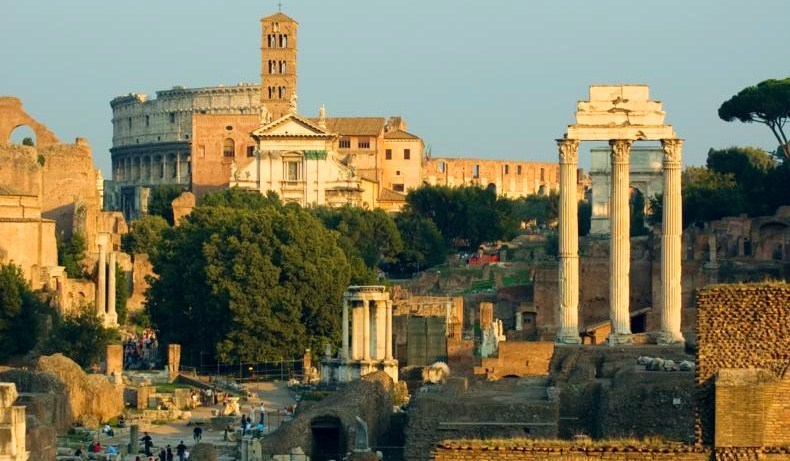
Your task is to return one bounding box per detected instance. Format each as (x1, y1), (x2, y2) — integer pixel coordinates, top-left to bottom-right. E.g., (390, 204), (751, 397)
(695, 283), (790, 447)
(258, 371), (393, 458)
(432, 441), (711, 461)
(405, 384), (558, 461)
(34, 354), (123, 427)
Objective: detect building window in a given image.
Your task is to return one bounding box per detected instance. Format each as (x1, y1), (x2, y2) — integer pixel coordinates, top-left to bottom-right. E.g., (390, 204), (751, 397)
(404, 149), (411, 160)
(385, 149), (392, 160)
(517, 165), (522, 175)
(358, 137), (370, 149)
(170, 113), (176, 124)
(540, 167), (545, 181)
(223, 138), (235, 157)
(438, 161), (446, 172)
(393, 184), (404, 192)
(473, 164), (480, 178)
(396, 170), (401, 176)
(339, 137), (351, 149)
(128, 118), (132, 129)
(247, 146), (256, 157)
(145, 115), (150, 127)
(504, 164), (509, 175)
(284, 160), (301, 181)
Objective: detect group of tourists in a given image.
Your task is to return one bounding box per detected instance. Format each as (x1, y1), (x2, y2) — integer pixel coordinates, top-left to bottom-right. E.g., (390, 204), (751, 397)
(137, 432), (190, 461)
(123, 327), (159, 370)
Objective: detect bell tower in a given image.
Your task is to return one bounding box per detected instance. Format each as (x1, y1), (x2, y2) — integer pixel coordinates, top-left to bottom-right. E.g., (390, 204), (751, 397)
(260, 11), (298, 121)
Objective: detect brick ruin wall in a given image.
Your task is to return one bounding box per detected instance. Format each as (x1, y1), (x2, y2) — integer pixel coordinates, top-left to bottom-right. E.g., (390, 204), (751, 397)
(432, 442), (711, 461)
(695, 283), (790, 447)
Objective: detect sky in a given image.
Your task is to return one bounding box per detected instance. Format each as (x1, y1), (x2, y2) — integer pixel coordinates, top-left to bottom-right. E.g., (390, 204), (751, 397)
(1, 0), (788, 177)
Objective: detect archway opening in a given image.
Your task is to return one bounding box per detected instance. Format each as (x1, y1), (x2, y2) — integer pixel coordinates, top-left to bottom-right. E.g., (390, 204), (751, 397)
(310, 416), (345, 461)
(8, 125), (36, 146)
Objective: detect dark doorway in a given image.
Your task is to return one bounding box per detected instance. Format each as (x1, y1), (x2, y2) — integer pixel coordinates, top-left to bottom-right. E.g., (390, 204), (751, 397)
(630, 312), (646, 333)
(311, 416), (345, 461)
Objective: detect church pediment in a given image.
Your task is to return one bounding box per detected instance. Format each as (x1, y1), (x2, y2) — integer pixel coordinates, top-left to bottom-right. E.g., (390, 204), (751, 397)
(253, 113), (335, 139)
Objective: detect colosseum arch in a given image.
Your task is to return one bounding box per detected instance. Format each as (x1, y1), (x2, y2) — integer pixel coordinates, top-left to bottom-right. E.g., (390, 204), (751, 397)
(0, 97), (60, 147)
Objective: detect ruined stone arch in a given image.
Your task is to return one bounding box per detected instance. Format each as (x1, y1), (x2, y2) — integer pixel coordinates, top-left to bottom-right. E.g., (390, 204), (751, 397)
(0, 97), (60, 147)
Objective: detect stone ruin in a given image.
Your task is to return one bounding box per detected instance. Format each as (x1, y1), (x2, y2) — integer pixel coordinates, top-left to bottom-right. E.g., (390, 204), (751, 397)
(0, 383), (29, 460)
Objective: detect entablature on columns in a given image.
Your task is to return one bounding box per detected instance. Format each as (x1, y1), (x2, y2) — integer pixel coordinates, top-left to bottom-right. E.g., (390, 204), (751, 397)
(565, 125), (677, 141)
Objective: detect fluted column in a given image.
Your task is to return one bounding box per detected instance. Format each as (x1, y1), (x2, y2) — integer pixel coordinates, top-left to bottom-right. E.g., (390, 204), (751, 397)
(362, 298), (371, 361)
(385, 300), (393, 360)
(659, 139), (685, 344)
(341, 298), (349, 360)
(375, 300), (386, 360)
(96, 237), (107, 317)
(556, 139), (581, 344)
(106, 251), (118, 326)
(608, 139), (633, 344)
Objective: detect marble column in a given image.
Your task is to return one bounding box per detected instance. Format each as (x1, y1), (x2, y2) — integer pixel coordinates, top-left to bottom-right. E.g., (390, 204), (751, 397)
(96, 238), (107, 317)
(350, 302), (361, 360)
(375, 300), (386, 360)
(106, 251), (118, 326)
(659, 139), (685, 344)
(162, 155), (168, 182)
(608, 139), (633, 344)
(176, 153), (182, 183)
(341, 298), (349, 360)
(556, 139), (581, 344)
(362, 299), (371, 361)
(385, 300), (393, 360)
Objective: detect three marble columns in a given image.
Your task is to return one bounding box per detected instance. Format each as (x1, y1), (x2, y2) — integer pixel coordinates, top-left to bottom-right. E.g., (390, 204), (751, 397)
(556, 138), (684, 345)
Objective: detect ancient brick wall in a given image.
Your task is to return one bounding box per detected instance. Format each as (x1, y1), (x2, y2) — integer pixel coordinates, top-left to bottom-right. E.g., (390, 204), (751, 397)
(432, 442), (710, 461)
(695, 283), (790, 446)
(422, 158), (560, 198)
(477, 341), (554, 379)
(190, 113), (259, 198)
(405, 389), (558, 461)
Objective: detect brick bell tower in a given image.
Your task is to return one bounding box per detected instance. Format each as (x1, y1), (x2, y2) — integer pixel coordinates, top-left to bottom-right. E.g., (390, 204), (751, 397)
(260, 11), (298, 121)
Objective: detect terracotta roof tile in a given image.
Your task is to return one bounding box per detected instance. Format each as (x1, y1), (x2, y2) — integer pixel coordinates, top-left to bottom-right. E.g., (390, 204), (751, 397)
(261, 12), (298, 23)
(378, 187), (407, 202)
(307, 117), (385, 136)
(383, 129), (421, 140)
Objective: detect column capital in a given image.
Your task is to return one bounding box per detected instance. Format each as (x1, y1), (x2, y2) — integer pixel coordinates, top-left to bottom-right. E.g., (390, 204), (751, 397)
(660, 138), (684, 164)
(609, 139), (632, 163)
(556, 138), (580, 164)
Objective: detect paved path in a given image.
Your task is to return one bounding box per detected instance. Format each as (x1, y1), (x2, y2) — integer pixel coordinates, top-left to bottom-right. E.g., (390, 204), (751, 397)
(76, 381), (296, 460)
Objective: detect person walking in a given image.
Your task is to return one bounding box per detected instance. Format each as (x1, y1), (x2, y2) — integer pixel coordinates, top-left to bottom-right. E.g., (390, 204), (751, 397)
(193, 426), (202, 443)
(175, 441), (187, 461)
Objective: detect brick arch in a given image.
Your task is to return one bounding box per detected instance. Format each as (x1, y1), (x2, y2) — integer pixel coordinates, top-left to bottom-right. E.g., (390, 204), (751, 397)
(0, 97), (60, 147)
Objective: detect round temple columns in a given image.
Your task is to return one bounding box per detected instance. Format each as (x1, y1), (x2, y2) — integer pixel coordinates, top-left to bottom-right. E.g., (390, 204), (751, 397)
(556, 139), (582, 344)
(608, 139), (633, 344)
(658, 139), (685, 344)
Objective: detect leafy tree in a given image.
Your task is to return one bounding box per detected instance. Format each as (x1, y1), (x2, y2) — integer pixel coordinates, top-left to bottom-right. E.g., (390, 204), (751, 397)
(578, 200), (592, 237)
(57, 233), (87, 278)
(122, 215), (170, 257)
(718, 78), (790, 160)
(22, 137), (34, 146)
(682, 167), (747, 226)
(382, 213), (448, 277)
(313, 205), (403, 282)
(405, 185), (516, 249)
(115, 263), (129, 324)
(200, 188), (281, 210)
(706, 146), (776, 216)
(0, 264), (47, 362)
(146, 203), (352, 363)
(512, 193), (559, 230)
(45, 304), (117, 368)
(147, 184), (185, 225)
(630, 190), (648, 237)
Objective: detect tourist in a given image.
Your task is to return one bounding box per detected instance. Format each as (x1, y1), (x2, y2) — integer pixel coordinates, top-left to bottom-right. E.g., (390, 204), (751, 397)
(90, 441), (102, 453)
(102, 423), (114, 437)
(166, 445), (174, 461)
(141, 432), (153, 456)
(175, 440), (187, 461)
(240, 414), (248, 435)
(258, 402), (266, 424)
(193, 425), (202, 443)
(106, 444), (118, 460)
(158, 447), (166, 461)
(74, 446), (84, 459)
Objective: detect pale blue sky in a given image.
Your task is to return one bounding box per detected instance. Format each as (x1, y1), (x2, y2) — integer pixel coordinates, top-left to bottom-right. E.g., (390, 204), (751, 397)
(1, 0), (787, 176)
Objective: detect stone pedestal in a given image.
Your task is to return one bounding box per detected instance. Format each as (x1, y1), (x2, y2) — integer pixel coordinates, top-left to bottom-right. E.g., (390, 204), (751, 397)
(556, 139), (581, 344)
(167, 344), (181, 380)
(105, 344), (123, 376)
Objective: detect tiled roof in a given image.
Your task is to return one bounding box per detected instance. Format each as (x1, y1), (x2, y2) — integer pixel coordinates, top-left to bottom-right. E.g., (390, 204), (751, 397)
(308, 117), (385, 136)
(378, 187), (407, 202)
(383, 129), (421, 140)
(262, 12), (298, 23)
(356, 168), (378, 183)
